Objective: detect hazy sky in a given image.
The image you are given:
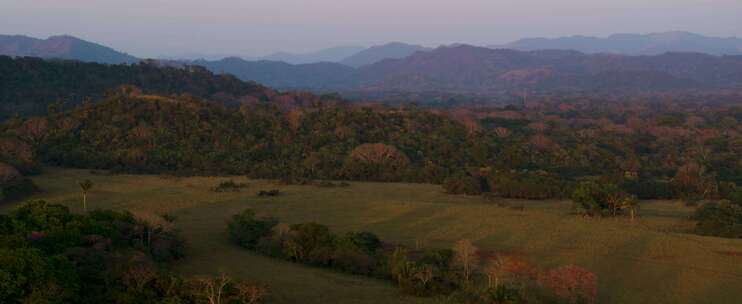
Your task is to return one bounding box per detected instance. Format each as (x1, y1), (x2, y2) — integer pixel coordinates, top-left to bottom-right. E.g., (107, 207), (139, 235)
(1, 0), (741, 58)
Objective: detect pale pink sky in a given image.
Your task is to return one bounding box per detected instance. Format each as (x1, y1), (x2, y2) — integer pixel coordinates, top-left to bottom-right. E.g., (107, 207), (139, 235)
(1, 0), (740, 57)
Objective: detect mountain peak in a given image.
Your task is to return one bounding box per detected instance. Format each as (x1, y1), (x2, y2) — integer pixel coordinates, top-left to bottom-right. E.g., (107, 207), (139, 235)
(0, 34), (139, 64)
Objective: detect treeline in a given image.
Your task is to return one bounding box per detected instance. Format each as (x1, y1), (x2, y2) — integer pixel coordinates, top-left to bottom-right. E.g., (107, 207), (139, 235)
(227, 208), (599, 303)
(0, 200), (268, 303)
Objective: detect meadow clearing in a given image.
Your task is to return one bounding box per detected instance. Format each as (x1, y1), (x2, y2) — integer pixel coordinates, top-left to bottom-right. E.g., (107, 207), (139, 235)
(3, 168), (742, 304)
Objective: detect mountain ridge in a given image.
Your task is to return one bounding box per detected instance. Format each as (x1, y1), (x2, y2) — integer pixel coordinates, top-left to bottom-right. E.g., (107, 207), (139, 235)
(493, 31), (742, 55)
(0, 34), (139, 64)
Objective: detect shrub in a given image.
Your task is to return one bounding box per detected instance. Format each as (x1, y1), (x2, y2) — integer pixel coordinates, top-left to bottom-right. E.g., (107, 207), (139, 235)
(571, 181), (627, 216)
(227, 209), (278, 249)
(284, 223), (334, 262)
(693, 201), (742, 238)
(443, 172), (482, 195)
(331, 248), (376, 275)
(257, 189), (280, 197)
(0, 162), (37, 202)
(211, 180), (247, 192)
(339, 231), (382, 254)
(150, 232), (187, 262)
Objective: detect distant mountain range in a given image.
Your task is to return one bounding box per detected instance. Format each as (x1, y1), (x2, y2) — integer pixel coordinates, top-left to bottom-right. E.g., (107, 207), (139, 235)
(192, 57), (356, 89)
(3, 33), (742, 97)
(493, 31), (742, 56)
(0, 34), (138, 64)
(247, 46), (365, 64)
(348, 45), (742, 94)
(339, 42), (430, 67)
(195, 45), (742, 95)
(190, 42), (428, 66)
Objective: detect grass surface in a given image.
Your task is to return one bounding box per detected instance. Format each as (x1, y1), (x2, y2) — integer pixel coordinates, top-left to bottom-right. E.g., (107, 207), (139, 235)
(3, 168), (742, 303)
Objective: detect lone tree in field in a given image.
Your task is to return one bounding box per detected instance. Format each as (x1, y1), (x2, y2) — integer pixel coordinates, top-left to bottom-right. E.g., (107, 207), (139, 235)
(453, 239), (480, 286)
(79, 179), (94, 212)
(622, 196), (640, 222)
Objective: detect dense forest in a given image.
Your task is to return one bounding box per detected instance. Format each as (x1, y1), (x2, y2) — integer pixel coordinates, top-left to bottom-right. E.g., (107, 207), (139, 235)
(2, 86), (742, 201)
(0, 56), (277, 120)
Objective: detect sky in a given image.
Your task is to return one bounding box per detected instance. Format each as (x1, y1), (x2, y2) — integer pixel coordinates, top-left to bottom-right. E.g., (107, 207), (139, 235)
(1, 0), (741, 58)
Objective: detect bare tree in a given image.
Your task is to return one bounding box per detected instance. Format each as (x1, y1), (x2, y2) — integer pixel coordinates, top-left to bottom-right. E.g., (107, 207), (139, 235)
(413, 265), (434, 289)
(234, 281), (269, 304)
(79, 179), (94, 212)
(453, 239), (480, 286)
(196, 273), (232, 304)
(484, 258), (506, 289)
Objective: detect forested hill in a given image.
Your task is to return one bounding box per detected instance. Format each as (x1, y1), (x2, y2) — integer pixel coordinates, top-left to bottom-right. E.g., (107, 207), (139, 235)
(3, 88), (742, 204)
(0, 56), (278, 120)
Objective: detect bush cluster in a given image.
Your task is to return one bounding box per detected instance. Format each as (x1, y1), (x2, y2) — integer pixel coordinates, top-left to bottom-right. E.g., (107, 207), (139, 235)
(694, 201), (742, 238)
(212, 179), (248, 192)
(227, 209), (599, 303)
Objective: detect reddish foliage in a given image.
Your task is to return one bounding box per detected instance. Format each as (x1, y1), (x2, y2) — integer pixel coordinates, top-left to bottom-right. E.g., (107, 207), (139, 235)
(0, 162), (21, 184)
(540, 265), (598, 304)
(348, 143), (410, 168)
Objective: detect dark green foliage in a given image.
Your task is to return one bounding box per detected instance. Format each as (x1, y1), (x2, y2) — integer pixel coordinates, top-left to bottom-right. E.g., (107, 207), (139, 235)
(571, 181), (627, 216)
(0, 56), (271, 120)
(339, 231), (382, 254)
(0, 177), (38, 203)
(443, 172), (482, 195)
(211, 180), (247, 192)
(488, 171), (570, 200)
(694, 201), (742, 238)
(228, 210), (457, 296)
(227, 209), (277, 249)
(621, 178), (677, 200)
(285, 222), (334, 262)
(446, 285), (524, 304)
(0, 200), (193, 303)
(226, 209), (560, 300)
(257, 189), (281, 197)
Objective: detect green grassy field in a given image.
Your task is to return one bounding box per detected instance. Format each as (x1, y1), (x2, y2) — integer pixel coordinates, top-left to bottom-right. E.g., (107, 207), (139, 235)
(3, 168), (742, 303)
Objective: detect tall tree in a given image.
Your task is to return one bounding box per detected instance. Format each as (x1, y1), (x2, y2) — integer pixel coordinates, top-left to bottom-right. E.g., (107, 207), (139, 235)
(79, 179), (94, 212)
